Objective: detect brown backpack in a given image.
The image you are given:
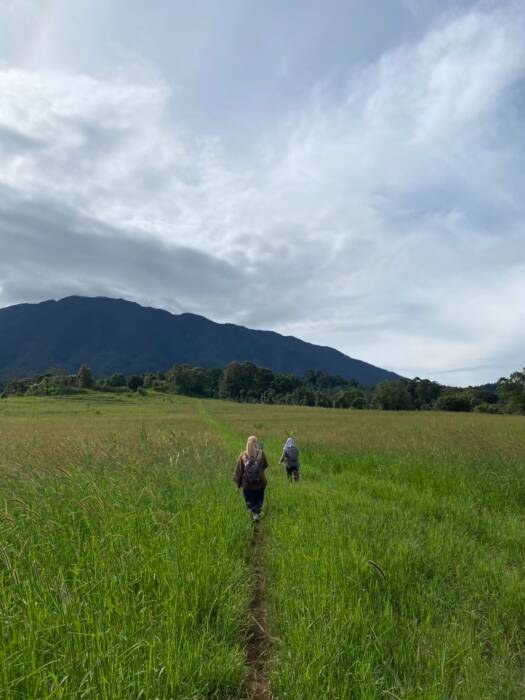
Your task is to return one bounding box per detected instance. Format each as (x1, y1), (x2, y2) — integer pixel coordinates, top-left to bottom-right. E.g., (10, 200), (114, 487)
(243, 450), (264, 489)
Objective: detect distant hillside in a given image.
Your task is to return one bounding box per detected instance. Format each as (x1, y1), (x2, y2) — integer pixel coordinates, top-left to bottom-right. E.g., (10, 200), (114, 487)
(0, 296), (401, 385)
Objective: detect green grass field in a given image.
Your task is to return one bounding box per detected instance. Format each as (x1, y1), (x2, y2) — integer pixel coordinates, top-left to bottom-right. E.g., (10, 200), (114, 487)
(1, 393), (524, 699)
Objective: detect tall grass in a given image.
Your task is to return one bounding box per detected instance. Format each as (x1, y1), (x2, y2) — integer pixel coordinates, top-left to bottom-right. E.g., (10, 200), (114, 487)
(202, 400), (525, 699)
(0, 398), (252, 699)
(2, 395), (525, 699)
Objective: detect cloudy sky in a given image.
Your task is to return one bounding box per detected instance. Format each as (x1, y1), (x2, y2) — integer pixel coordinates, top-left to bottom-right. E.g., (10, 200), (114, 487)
(1, 0), (524, 385)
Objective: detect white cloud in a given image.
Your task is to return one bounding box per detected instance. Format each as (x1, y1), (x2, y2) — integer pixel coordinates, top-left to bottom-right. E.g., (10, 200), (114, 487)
(0, 2), (524, 385)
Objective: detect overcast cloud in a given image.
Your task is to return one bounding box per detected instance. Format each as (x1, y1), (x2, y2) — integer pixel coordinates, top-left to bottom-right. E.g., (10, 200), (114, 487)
(0, 0), (524, 385)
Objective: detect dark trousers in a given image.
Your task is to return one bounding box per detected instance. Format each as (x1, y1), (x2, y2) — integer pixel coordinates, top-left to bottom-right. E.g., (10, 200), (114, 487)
(243, 487), (265, 514)
(286, 466), (300, 481)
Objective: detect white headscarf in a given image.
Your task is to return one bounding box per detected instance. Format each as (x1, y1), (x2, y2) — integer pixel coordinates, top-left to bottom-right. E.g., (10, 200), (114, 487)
(284, 437), (295, 450)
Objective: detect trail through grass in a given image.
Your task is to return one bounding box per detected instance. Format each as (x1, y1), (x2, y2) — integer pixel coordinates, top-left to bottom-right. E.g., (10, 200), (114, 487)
(199, 401), (273, 700)
(201, 400), (525, 700)
(2, 395), (525, 699)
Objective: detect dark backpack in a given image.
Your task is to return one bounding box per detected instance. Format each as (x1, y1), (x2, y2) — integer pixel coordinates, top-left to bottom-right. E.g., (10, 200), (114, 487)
(243, 450), (264, 489)
(285, 445), (299, 466)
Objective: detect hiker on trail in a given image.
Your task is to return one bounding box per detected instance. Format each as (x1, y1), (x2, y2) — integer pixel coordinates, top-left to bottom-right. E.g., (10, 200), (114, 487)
(279, 437), (300, 481)
(234, 435), (269, 522)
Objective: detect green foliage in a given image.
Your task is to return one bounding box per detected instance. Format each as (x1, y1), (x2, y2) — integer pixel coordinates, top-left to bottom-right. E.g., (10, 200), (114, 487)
(304, 369), (347, 390)
(0, 413), (249, 698)
(127, 374), (144, 391)
(334, 388), (366, 409)
(473, 401), (502, 414)
(497, 369), (525, 412)
(373, 379), (414, 410)
(106, 372), (127, 388)
(142, 372), (155, 388)
(290, 387), (316, 406)
(201, 400), (525, 700)
(1, 394), (525, 697)
(254, 366), (274, 395)
(315, 391), (333, 408)
(219, 361), (258, 399)
(169, 364), (220, 397)
(406, 376), (442, 408)
(351, 395), (366, 409)
(270, 373), (301, 395)
(4, 363), (524, 415)
(77, 364), (93, 389)
(435, 391), (474, 412)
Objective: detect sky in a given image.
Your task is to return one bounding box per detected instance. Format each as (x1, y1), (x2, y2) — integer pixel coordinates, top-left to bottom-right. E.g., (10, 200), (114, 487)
(0, 0), (524, 385)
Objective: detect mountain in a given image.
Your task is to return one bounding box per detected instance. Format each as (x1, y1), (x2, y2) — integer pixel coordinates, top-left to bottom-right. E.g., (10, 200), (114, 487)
(0, 296), (401, 385)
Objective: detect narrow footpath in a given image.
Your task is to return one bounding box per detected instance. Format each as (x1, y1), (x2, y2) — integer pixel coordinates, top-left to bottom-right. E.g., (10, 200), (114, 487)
(198, 402), (273, 699)
(244, 522), (272, 699)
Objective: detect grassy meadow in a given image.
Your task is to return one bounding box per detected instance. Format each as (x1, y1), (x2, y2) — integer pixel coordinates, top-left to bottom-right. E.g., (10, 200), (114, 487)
(0, 393), (524, 698)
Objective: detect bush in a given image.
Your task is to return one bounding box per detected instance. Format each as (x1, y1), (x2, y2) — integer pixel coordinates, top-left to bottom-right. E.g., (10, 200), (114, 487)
(107, 373), (127, 388)
(351, 396), (366, 409)
(473, 402), (502, 414)
(315, 393), (333, 408)
(435, 392), (472, 412)
(128, 375), (144, 392)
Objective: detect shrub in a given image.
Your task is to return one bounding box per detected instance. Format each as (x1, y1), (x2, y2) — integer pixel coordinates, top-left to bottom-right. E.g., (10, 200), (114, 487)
(473, 402), (502, 414)
(128, 375), (144, 392)
(435, 392), (472, 412)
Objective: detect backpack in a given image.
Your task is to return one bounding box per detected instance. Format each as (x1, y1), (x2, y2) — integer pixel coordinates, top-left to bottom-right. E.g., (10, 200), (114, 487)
(243, 450), (264, 489)
(285, 445), (299, 466)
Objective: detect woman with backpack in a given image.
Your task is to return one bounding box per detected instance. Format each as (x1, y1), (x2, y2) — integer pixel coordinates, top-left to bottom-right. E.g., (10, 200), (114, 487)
(234, 435), (269, 522)
(279, 437), (300, 481)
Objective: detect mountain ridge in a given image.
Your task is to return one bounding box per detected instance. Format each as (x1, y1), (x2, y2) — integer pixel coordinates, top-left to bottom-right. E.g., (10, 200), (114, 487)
(0, 296), (402, 385)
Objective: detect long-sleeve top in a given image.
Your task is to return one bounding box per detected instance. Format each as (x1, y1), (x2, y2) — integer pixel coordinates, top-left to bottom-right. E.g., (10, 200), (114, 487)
(234, 450), (269, 490)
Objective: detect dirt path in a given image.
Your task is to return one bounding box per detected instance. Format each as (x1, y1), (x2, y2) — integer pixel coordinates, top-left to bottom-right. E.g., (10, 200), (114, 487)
(244, 522), (272, 700)
(198, 403), (273, 699)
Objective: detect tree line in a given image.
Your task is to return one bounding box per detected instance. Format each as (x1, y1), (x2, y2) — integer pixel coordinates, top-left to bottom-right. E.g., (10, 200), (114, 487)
(2, 362), (524, 414)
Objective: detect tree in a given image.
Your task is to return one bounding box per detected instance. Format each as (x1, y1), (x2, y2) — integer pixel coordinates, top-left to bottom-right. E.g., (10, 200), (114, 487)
(271, 374), (301, 396)
(78, 365), (93, 389)
(373, 380), (414, 410)
(143, 372), (155, 388)
(435, 392), (472, 412)
(471, 388), (498, 405)
(315, 392), (333, 408)
(304, 369), (320, 387)
(169, 364), (221, 397)
(253, 367), (274, 397)
(351, 395), (366, 409)
(334, 388), (366, 409)
(107, 373), (127, 388)
(261, 388), (276, 404)
(205, 368), (222, 397)
(407, 377), (442, 409)
(497, 369), (525, 412)
(289, 387), (315, 406)
(128, 375), (144, 392)
(304, 369), (347, 390)
(219, 362), (257, 399)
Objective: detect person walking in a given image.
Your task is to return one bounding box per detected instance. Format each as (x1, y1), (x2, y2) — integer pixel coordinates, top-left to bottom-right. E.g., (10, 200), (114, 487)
(234, 435), (269, 522)
(279, 437), (300, 481)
